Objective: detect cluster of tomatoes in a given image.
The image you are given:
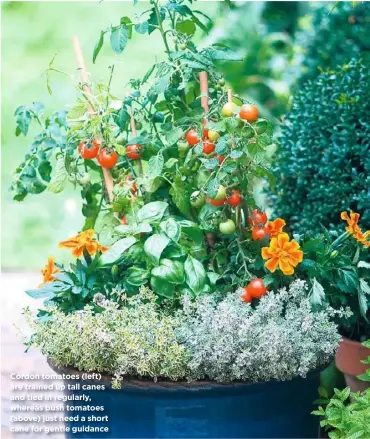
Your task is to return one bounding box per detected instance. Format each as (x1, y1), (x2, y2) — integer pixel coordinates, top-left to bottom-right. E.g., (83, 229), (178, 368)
(78, 138), (143, 168)
(181, 102), (259, 161)
(78, 138), (118, 169)
(241, 278), (268, 303)
(248, 209), (270, 242)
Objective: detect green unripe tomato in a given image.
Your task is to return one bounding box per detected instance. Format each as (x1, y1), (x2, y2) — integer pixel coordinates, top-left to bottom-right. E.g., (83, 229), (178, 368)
(135, 121), (143, 131)
(153, 112), (165, 123)
(214, 185), (226, 201)
(218, 78), (225, 86)
(219, 219), (236, 234)
(215, 84), (221, 90)
(180, 43), (187, 50)
(208, 130), (220, 142)
(78, 172), (91, 186)
(190, 191), (205, 208)
(330, 250), (339, 258)
(116, 133), (127, 146)
(178, 141), (190, 158)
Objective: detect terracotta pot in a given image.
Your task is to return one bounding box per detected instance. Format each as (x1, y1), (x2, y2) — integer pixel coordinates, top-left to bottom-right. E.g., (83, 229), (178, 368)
(335, 337), (370, 392)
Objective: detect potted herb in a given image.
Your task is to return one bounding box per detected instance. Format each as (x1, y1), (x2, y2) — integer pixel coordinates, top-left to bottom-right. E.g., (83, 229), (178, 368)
(14, 1), (342, 438)
(313, 340), (370, 439)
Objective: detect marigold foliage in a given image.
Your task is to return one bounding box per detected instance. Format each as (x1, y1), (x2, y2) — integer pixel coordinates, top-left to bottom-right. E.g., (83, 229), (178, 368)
(269, 61), (370, 235)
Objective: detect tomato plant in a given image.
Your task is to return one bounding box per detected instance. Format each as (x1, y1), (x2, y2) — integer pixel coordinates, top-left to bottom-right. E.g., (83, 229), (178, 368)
(12, 0), (276, 306)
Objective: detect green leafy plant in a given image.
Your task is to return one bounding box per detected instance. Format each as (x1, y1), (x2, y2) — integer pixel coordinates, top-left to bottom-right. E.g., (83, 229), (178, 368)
(297, 2), (370, 86)
(24, 280), (341, 383)
(313, 340), (370, 439)
(313, 387), (370, 439)
(269, 60), (370, 235)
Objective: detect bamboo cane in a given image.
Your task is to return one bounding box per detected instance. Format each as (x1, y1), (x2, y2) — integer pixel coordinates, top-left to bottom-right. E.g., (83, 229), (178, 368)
(199, 71), (217, 249)
(72, 36), (114, 203)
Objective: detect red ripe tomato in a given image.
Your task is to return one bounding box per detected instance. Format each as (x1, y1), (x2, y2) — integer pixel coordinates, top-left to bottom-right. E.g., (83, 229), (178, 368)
(251, 227), (270, 241)
(186, 129), (200, 146)
(245, 278), (268, 299)
(217, 155), (226, 164)
(241, 289), (253, 303)
(208, 197), (226, 207)
(203, 139), (215, 154)
(78, 140), (99, 160)
(97, 148), (118, 169)
(120, 215), (128, 225)
(248, 209), (268, 227)
(126, 144), (142, 160)
(239, 104), (259, 123)
(227, 190), (242, 207)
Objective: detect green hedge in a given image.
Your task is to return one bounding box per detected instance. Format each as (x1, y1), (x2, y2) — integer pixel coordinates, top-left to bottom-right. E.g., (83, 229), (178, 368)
(269, 60), (370, 235)
(298, 2), (370, 85)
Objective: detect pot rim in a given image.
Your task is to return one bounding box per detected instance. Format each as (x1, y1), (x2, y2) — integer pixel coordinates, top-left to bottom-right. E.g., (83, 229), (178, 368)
(47, 358), (324, 391)
(340, 336), (369, 348)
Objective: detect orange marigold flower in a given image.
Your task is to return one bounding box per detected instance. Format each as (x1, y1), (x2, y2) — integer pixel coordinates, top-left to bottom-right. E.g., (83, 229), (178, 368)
(341, 211), (370, 248)
(59, 229), (109, 258)
(266, 218), (286, 238)
(341, 211), (360, 234)
(261, 232), (303, 276)
(40, 257), (60, 287)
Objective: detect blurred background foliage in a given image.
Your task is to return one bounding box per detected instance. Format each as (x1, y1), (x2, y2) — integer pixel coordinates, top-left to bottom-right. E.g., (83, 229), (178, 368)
(2, 1), (368, 270)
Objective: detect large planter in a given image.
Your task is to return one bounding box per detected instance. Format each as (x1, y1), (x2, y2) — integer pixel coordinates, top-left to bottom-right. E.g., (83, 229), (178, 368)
(49, 360), (320, 438)
(335, 337), (370, 393)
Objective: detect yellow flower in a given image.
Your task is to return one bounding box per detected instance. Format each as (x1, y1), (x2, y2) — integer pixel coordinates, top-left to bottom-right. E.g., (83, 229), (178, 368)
(40, 257), (60, 287)
(266, 218), (286, 238)
(59, 229), (109, 258)
(261, 232), (304, 276)
(341, 211), (370, 248)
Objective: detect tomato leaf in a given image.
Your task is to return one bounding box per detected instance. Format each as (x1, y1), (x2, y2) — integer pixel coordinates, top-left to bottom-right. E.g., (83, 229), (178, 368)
(144, 233), (171, 266)
(110, 25), (129, 54)
(100, 237), (136, 265)
(176, 19), (196, 36)
(136, 201), (169, 224)
(135, 21), (149, 35)
(170, 177), (191, 217)
(93, 30), (105, 64)
(184, 255), (207, 295)
(48, 155), (68, 194)
(148, 152), (164, 178)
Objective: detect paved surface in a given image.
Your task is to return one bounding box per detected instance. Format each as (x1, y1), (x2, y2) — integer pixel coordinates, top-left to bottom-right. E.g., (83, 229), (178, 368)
(1, 272), (65, 439)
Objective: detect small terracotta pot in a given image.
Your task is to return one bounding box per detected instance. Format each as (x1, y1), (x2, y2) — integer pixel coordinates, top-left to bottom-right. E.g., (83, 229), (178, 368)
(335, 337), (370, 392)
